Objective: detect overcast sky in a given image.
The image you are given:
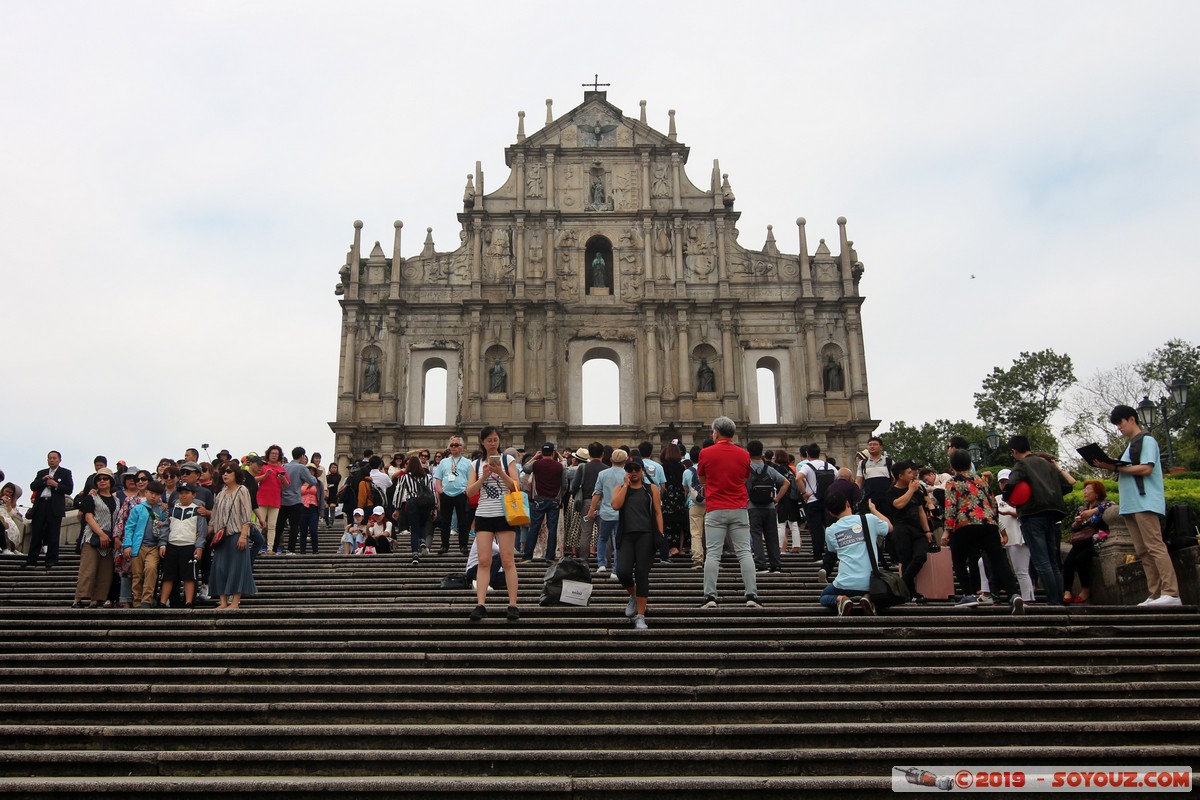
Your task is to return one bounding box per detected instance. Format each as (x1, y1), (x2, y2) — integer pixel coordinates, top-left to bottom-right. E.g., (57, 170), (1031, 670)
(2, 1), (1197, 489)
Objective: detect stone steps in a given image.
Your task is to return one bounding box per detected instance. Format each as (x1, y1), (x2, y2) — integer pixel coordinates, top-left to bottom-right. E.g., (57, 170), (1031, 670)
(0, 540), (1197, 797)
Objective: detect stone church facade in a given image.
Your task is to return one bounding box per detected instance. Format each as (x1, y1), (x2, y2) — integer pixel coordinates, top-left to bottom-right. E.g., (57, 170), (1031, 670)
(330, 90), (877, 465)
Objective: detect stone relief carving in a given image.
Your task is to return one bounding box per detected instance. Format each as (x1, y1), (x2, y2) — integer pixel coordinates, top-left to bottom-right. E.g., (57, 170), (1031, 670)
(780, 257), (799, 280)
(733, 257), (774, 279)
(616, 125), (632, 147)
(559, 164), (580, 209)
(560, 125), (577, 147)
(401, 258), (421, 282)
(611, 168), (637, 211)
(526, 163), (544, 198)
(814, 262), (839, 283)
(579, 114), (619, 147)
(683, 223), (715, 282)
(527, 234), (544, 279)
(651, 164), (671, 198)
(485, 227), (514, 283)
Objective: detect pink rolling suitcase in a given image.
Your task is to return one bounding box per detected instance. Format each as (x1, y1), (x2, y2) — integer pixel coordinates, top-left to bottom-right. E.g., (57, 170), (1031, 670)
(912, 545), (955, 601)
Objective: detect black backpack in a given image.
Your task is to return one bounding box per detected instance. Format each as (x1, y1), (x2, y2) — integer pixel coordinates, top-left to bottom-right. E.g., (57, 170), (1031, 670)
(748, 464), (776, 505)
(410, 475), (437, 511)
(812, 461), (836, 501)
(1164, 503), (1199, 552)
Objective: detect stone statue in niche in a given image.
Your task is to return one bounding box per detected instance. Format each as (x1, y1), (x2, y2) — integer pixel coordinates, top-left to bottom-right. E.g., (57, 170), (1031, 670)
(591, 178), (605, 206)
(363, 356), (381, 394)
(489, 359), (508, 394)
(591, 252), (609, 289)
(526, 163), (544, 197)
(823, 357), (844, 393)
(697, 358), (716, 393)
(651, 164), (671, 198)
(528, 235), (544, 279)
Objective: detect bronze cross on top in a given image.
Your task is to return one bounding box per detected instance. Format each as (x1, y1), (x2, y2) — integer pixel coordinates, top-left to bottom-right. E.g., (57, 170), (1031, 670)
(582, 74), (610, 91)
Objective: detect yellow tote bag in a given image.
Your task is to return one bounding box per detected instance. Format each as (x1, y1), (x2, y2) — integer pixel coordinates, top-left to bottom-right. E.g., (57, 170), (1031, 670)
(504, 491), (530, 527)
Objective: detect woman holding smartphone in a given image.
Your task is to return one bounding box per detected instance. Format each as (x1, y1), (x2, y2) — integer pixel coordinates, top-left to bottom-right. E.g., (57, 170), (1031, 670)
(465, 425), (522, 622)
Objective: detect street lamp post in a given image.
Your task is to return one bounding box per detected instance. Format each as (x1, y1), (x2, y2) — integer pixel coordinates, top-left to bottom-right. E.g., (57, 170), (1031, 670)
(968, 428), (1002, 468)
(1135, 376), (1190, 471)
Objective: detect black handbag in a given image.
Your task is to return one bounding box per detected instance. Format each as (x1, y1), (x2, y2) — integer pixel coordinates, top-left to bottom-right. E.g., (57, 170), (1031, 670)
(861, 512), (910, 609)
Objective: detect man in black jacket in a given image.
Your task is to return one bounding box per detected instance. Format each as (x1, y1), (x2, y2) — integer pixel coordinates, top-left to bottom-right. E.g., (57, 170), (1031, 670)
(25, 451), (73, 569)
(1003, 435), (1075, 606)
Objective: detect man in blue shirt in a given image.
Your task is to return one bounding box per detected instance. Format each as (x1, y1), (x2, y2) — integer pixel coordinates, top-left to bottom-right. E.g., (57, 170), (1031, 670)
(587, 448), (629, 574)
(1094, 405), (1180, 607)
(434, 436), (473, 555)
(820, 492), (892, 616)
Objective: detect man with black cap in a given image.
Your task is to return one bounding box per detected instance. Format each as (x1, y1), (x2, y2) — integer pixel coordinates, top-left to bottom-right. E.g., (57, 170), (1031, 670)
(523, 443), (564, 561)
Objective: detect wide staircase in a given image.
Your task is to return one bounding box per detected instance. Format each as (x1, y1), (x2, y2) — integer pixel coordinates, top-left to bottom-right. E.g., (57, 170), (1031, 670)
(0, 524), (1197, 798)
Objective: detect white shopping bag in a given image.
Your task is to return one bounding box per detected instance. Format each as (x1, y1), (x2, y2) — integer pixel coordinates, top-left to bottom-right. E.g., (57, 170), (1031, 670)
(559, 579), (593, 606)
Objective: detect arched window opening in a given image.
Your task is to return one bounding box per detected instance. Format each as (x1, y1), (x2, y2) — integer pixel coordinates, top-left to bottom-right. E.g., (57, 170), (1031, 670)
(422, 363), (448, 425)
(582, 356), (620, 424)
(756, 356), (782, 424)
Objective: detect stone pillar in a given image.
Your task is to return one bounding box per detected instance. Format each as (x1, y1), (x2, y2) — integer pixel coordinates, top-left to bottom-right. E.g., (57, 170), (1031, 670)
(515, 219), (526, 288)
(645, 314), (659, 391)
(676, 308), (689, 395)
(719, 318), (736, 397)
(1093, 505), (1137, 604)
(341, 311), (358, 397)
(382, 320), (399, 403)
(803, 315), (821, 395)
(348, 220), (362, 302)
(390, 221), (402, 300)
(545, 308), (558, 419)
(797, 217), (812, 296)
(467, 310), (481, 399)
(838, 216), (854, 297)
(545, 153), (556, 211)
(716, 219), (729, 286)
(513, 309), (526, 396)
(515, 153), (526, 210)
(670, 153), (682, 209)
(640, 152), (651, 211)
(846, 311), (866, 398)
(672, 217), (684, 287)
(471, 220), (483, 289)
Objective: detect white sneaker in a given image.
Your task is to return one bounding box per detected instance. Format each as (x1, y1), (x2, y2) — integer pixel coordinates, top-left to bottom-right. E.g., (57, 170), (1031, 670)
(595, 566), (607, 575)
(609, 572), (620, 581)
(1137, 596), (1157, 607)
(1145, 595), (1182, 608)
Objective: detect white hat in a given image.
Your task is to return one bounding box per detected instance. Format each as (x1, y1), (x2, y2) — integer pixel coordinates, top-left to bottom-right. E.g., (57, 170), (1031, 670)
(352, 508), (365, 517)
(372, 505), (385, 516)
(998, 469), (1012, 481)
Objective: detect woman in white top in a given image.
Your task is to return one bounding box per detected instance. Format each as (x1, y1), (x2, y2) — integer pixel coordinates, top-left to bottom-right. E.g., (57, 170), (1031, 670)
(465, 425), (521, 622)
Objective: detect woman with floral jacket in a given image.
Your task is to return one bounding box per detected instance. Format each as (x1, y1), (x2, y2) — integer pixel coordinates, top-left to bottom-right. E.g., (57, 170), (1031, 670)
(942, 449), (1025, 614)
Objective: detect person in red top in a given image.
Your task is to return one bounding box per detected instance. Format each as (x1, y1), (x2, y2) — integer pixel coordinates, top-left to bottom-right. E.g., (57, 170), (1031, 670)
(697, 416), (760, 609)
(523, 443), (565, 562)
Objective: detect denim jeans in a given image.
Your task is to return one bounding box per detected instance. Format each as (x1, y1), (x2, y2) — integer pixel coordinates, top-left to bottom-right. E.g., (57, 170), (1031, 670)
(1021, 514), (1064, 605)
(702, 508), (757, 599)
(525, 497), (560, 560)
(597, 518), (620, 569)
(819, 581), (867, 609)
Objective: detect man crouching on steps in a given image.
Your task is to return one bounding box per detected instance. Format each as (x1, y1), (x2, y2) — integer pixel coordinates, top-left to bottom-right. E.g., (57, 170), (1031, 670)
(819, 492), (892, 617)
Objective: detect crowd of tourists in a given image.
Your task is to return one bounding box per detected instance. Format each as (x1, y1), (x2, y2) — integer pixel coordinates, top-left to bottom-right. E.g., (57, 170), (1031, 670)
(0, 403), (1180, 621)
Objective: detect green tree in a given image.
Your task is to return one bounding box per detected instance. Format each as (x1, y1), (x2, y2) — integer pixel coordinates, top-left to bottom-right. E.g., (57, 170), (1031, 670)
(877, 419), (994, 471)
(1135, 338), (1200, 469)
(974, 349), (1076, 454)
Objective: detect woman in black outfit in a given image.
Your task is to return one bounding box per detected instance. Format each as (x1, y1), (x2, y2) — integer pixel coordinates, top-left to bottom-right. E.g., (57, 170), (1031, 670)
(611, 459), (664, 630)
(658, 443), (688, 561)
